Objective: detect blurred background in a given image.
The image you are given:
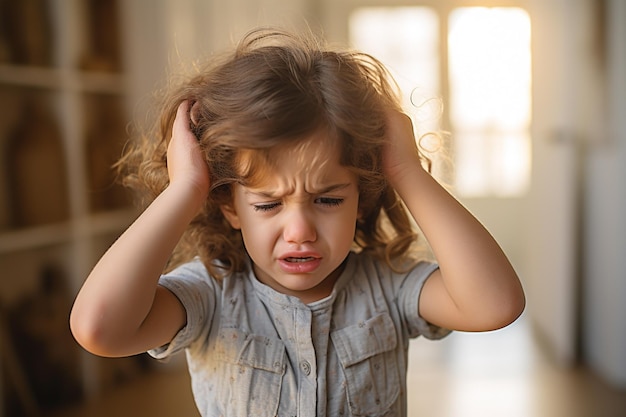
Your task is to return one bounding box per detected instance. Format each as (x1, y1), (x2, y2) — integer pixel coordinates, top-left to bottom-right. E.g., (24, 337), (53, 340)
(0, 0), (624, 416)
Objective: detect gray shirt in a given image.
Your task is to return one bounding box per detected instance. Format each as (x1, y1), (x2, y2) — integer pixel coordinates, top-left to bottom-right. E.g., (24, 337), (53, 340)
(149, 251), (450, 417)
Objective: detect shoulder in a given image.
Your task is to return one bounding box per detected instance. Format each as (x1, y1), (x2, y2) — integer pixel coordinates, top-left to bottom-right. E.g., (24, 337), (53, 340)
(334, 251), (438, 312)
(161, 258), (228, 288)
(342, 252), (448, 339)
(157, 258), (227, 317)
(347, 251), (438, 287)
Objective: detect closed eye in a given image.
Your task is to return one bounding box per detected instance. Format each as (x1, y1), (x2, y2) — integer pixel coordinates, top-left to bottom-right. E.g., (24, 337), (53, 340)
(315, 197), (344, 207)
(253, 202), (282, 212)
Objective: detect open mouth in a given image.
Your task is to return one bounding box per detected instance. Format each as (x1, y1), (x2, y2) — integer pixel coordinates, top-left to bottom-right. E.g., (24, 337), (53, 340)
(284, 257), (317, 263)
(278, 255), (322, 273)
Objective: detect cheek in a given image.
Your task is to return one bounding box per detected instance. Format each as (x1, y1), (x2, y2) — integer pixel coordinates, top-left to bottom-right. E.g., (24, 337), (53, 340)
(326, 204), (359, 239)
(238, 214), (274, 248)
(238, 216), (261, 240)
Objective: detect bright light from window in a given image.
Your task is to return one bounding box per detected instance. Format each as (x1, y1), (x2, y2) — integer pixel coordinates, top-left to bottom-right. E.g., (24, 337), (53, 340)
(349, 7), (440, 133)
(350, 6), (531, 197)
(449, 8), (532, 197)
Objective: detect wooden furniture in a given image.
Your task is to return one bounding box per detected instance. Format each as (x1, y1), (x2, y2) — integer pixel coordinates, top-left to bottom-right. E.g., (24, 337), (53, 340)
(0, 1), (141, 414)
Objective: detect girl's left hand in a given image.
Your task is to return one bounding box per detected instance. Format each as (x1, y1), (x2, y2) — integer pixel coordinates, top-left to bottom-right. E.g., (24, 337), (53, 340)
(383, 110), (525, 332)
(382, 110), (424, 187)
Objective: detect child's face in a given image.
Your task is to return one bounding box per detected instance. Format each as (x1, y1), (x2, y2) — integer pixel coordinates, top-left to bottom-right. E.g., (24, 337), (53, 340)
(221, 132), (360, 303)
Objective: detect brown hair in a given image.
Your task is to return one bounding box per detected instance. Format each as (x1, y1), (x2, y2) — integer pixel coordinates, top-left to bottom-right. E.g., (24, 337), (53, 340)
(118, 27), (431, 277)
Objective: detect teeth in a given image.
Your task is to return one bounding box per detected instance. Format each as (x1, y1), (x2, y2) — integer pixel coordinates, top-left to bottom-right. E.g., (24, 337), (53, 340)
(286, 257), (315, 263)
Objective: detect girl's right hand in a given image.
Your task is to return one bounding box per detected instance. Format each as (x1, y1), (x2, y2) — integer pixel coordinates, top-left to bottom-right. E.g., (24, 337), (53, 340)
(71, 100), (206, 357)
(166, 101), (210, 207)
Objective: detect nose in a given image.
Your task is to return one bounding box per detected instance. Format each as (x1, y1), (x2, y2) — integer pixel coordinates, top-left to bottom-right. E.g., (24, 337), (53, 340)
(283, 205), (317, 244)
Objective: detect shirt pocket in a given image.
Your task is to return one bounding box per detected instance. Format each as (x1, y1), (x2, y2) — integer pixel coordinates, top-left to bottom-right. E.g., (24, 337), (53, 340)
(216, 327), (286, 417)
(331, 312), (400, 416)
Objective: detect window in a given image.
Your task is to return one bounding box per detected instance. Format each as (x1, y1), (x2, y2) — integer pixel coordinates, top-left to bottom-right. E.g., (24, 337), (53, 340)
(349, 7), (441, 150)
(350, 6), (532, 197)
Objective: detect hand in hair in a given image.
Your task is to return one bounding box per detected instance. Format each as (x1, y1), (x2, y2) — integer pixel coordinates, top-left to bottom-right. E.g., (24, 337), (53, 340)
(382, 108), (525, 332)
(69, 100), (208, 357)
(166, 100), (210, 209)
(381, 110), (424, 188)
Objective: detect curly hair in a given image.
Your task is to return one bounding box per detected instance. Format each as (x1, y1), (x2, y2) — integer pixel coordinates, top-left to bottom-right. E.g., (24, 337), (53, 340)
(117, 27), (432, 278)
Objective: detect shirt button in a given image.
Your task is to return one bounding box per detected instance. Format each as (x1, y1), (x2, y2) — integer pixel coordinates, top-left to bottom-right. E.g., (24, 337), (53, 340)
(300, 360), (311, 375)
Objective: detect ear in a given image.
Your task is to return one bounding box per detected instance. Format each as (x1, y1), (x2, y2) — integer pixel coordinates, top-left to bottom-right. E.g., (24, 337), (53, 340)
(357, 208), (364, 221)
(220, 204), (241, 230)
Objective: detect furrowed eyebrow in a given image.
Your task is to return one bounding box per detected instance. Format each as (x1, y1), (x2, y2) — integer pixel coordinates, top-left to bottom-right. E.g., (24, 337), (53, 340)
(314, 183), (352, 194)
(245, 183), (352, 198)
(246, 190), (280, 199)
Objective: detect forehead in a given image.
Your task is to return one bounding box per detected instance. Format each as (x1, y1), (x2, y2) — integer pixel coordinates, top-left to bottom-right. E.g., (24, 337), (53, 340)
(235, 130), (353, 188)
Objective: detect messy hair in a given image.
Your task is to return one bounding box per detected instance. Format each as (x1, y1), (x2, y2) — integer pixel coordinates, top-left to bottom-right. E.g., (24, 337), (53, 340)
(118, 27), (432, 278)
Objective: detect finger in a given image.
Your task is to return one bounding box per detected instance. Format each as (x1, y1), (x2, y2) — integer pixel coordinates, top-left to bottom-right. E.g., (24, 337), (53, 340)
(189, 101), (203, 139)
(189, 100), (200, 125)
(173, 100), (190, 133)
(171, 101), (198, 143)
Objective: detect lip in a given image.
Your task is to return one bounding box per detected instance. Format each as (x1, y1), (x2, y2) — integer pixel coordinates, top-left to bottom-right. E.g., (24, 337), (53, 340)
(278, 252), (322, 274)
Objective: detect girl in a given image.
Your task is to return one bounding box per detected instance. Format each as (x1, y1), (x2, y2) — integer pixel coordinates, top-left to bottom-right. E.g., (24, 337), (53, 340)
(70, 28), (525, 416)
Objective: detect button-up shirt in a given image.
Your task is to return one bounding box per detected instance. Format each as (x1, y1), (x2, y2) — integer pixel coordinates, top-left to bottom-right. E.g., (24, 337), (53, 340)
(150, 251), (450, 417)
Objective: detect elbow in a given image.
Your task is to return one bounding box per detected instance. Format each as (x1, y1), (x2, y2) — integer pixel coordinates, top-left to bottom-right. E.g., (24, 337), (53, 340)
(482, 285), (526, 331)
(495, 294), (526, 330)
(70, 302), (120, 358)
(483, 268), (527, 331)
(458, 283), (526, 332)
(505, 279), (526, 324)
(69, 303), (102, 355)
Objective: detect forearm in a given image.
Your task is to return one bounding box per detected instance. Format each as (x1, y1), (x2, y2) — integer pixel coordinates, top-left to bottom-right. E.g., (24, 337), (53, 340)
(70, 184), (202, 354)
(393, 165), (525, 329)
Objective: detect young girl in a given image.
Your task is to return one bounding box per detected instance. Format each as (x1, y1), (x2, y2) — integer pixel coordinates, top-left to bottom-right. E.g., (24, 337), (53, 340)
(70, 28), (525, 416)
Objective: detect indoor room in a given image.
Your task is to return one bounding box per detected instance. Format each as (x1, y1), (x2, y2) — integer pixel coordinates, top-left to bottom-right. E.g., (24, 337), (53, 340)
(1, 0), (625, 416)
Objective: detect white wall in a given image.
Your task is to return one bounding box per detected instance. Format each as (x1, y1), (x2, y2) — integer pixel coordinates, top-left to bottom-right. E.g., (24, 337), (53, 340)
(583, 0), (626, 388)
(121, 0), (317, 117)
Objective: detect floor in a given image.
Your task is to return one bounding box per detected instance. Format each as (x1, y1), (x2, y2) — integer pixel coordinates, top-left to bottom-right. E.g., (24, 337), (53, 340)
(45, 314), (626, 417)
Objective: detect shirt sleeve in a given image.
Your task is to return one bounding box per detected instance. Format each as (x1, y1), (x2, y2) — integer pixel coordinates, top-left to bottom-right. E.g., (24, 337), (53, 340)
(397, 261), (452, 340)
(148, 259), (218, 359)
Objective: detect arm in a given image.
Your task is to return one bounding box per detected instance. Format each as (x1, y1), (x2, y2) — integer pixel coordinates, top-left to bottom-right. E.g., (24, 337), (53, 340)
(383, 111), (525, 332)
(70, 101), (210, 357)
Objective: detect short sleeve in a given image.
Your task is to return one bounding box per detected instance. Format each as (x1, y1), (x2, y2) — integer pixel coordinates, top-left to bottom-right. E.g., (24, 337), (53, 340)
(397, 262), (451, 340)
(148, 259), (218, 359)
